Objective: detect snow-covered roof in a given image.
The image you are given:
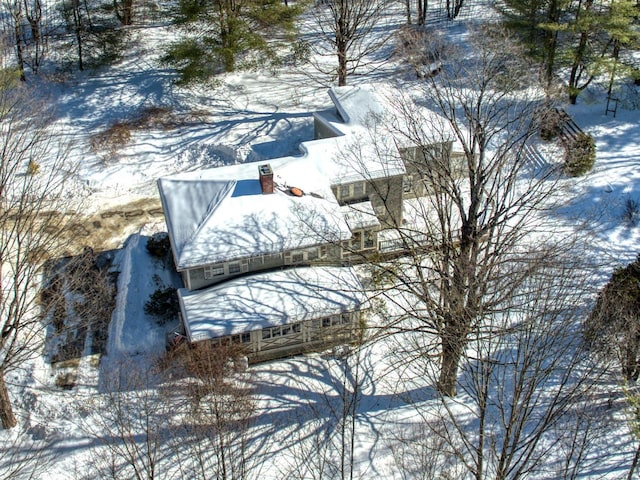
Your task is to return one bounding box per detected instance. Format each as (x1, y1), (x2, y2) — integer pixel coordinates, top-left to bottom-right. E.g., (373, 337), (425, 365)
(341, 201), (380, 231)
(158, 86), (408, 271)
(158, 158), (352, 270)
(178, 266), (367, 342)
(307, 85), (407, 183)
(329, 85), (386, 126)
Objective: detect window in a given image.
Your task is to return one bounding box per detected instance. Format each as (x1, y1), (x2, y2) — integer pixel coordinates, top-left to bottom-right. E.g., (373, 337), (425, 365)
(228, 262), (241, 274)
(272, 327), (281, 337)
(282, 325), (292, 336)
(319, 246), (328, 258)
(403, 175), (413, 193)
(353, 182), (365, 197)
(292, 323), (301, 333)
(262, 329), (271, 340)
(363, 230), (375, 249)
(231, 332), (251, 344)
(204, 265), (224, 279)
(339, 185), (350, 199)
(292, 252), (304, 263)
(341, 313), (352, 324)
(249, 256), (263, 268)
(350, 231), (362, 250)
(307, 249), (319, 261)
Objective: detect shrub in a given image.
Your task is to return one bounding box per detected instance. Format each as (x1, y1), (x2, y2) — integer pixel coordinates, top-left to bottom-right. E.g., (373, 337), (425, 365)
(623, 197), (640, 227)
(146, 232), (171, 260)
(564, 132), (596, 176)
(90, 121), (131, 156)
(144, 287), (179, 325)
(585, 254), (640, 381)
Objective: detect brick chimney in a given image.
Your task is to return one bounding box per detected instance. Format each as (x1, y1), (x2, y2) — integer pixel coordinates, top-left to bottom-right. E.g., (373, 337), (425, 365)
(258, 164), (274, 194)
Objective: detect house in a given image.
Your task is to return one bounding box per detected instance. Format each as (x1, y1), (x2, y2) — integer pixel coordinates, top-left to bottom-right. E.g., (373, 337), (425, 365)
(158, 85), (456, 360)
(177, 266), (367, 362)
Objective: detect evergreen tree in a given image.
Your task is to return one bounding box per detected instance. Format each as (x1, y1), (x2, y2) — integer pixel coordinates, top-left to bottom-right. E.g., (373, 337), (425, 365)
(564, 0), (637, 104)
(501, 0), (638, 103)
(499, 0), (570, 89)
(163, 0), (301, 84)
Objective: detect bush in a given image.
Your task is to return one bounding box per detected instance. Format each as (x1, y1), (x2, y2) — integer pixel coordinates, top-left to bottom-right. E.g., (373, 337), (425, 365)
(564, 133), (596, 176)
(623, 197), (640, 227)
(144, 287), (179, 325)
(146, 232), (171, 259)
(585, 254), (640, 381)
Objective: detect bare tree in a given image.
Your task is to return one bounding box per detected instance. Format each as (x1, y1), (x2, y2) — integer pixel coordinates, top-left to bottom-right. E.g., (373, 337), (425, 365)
(0, 73), (74, 429)
(387, 258), (611, 479)
(366, 26), (561, 397)
(168, 342), (258, 480)
(446, 0), (464, 19)
(308, 0), (394, 86)
(1, 0), (50, 80)
(82, 360), (172, 480)
(402, 0), (428, 25)
(0, 428), (55, 479)
(281, 346), (371, 480)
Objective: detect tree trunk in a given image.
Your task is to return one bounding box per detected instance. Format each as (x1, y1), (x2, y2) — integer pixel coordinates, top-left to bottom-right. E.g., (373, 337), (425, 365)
(627, 441), (640, 480)
(12, 14), (27, 81)
(337, 13), (347, 86)
(72, 0), (84, 71)
(438, 330), (463, 397)
(417, 0), (424, 25)
(337, 51), (347, 86)
(543, 0), (560, 92)
(0, 370), (17, 429)
(452, 0), (463, 18)
(567, 0), (593, 104)
(606, 39), (620, 98)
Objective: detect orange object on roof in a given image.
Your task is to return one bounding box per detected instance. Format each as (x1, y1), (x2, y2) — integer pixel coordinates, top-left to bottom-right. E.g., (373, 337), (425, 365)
(290, 187), (304, 197)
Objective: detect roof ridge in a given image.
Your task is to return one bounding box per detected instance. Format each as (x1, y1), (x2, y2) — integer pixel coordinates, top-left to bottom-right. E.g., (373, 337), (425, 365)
(180, 179), (236, 264)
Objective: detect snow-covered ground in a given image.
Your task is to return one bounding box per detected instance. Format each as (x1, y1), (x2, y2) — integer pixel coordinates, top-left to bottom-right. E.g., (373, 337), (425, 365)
(2, 2), (640, 478)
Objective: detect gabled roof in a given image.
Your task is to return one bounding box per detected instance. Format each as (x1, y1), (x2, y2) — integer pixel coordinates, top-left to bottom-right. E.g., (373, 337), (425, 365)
(158, 85), (407, 271)
(157, 178), (236, 268)
(158, 158), (352, 270)
(178, 266), (367, 342)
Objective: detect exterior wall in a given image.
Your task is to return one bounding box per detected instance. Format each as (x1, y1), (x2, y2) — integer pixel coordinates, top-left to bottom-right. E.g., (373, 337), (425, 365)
(399, 142), (456, 199)
(201, 310), (364, 364)
(185, 243), (343, 291)
(313, 115), (342, 140)
(368, 176), (404, 227)
(341, 227), (378, 263)
(331, 176), (404, 227)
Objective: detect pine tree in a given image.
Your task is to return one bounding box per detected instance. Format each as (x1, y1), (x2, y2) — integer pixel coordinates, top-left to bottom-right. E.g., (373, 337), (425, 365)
(565, 0), (637, 104)
(501, 0), (638, 103)
(499, 0), (571, 89)
(163, 0), (302, 84)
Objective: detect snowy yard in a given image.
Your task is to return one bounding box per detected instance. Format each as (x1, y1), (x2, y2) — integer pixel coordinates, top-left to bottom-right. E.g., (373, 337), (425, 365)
(1, 1), (640, 479)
